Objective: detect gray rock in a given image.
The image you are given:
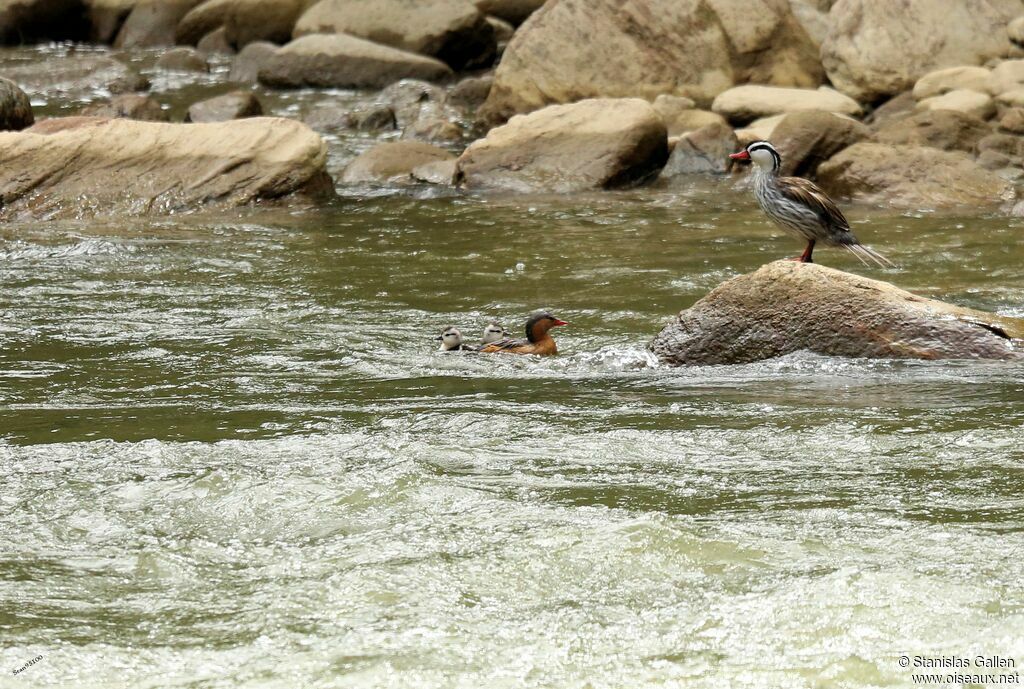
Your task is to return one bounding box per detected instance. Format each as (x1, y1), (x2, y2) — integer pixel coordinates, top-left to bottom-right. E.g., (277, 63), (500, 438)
(660, 122), (737, 176)
(115, 0), (203, 48)
(185, 90), (262, 122)
(228, 40), (277, 82)
(176, 0), (309, 47)
(650, 261), (1024, 366)
(197, 26), (235, 55)
(0, 77), (34, 131)
(871, 110), (992, 154)
(449, 75), (493, 108)
(156, 46), (210, 72)
(411, 158), (457, 184)
(770, 110), (869, 177)
(2, 54), (147, 100)
(341, 141), (454, 184)
(79, 93), (168, 121)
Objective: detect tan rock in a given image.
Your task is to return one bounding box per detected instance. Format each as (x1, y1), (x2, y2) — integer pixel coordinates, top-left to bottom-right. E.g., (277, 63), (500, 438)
(822, 0), (1020, 102)
(197, 26), (234, 55)
(649, 261), (1023, 366)
(660, 121), (737, 176)
(996, 89), (1024, 107)
(479, 0), (822, 124)
(664, 109), (729, 137)
(770, 110), (869, 177)
(341, 141), (454, 184)
(115, 0), (203, 48)
(228, 40), (276, 83)
(735, 114), (788, 143)
(915, 89), (995, 119)
(155, 46), (209, 72)
(0, 117), (331, 219)
(1010, 15), (1024, 45)
(1, 53), (147, 100)
(176, 0), (314, 47)
(293, 0), (495, 70)
(912, 66), (996, 99)
(711, 85), (862, 124)
(79, 93), (168, 121)
(991, 59), (1024, 93)
(787, 0), (828, 47)
(871, 110), (992, 153)
(455, 98), (668, 192)
(998, 107), (1024, 134)
(474, 0), (545, 25)
(258, 34), (453, 89)
(817, 142), (1013, 208)
(866, 91), (917, 128)
(86, 0), (138, 43)
(411, 158), (458, 185)
(185, 90), (262, 122)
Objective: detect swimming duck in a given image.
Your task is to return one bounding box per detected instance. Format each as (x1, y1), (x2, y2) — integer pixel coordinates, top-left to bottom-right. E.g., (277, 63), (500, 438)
(478, 311), (568, 356)
(729, 140), (893, 267)
(436, 325), (474, 351)
(481, 321), (508, 345)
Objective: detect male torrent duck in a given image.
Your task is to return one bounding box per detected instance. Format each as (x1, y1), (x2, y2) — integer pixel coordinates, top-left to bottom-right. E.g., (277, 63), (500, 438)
(478, 311), (568, 356)
(729, 140), (893, 267)
(436, 326), (474, 352)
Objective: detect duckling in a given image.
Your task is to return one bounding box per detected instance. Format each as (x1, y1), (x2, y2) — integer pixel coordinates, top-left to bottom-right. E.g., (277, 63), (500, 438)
(481, 321), (508, 345)
(478, 311), (568, 356)
(436, 325), (474, 352)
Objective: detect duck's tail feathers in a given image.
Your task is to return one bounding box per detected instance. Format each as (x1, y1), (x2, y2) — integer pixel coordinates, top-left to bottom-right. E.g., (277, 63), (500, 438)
(846, 243), (895, 269)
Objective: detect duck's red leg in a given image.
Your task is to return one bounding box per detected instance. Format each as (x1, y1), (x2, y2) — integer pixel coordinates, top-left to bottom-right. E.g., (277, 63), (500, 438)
(798, 239), (815, 263)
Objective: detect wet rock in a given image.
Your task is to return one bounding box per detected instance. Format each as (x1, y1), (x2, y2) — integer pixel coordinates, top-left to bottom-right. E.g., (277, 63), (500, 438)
(474, 0), (544, 25)
(379, 79), (450, 128)
(228, 40), (276, 82)
(660, 122), (737, 176)
(185, 90), (262, 122)
(871, 110), (992, 153)
(402, 116), (464, 143)
(2, 53), (147, 100)
(711, 85), (862, 125)
(816, 142), (1013, 208)
(912, 66), (996, 100)
(177, 0), (311, 47)
(0, 116), (332, 219)
(821, 0), (1020, 102)
(86, 0), (137, 43)
(455, 98), (668, 193)
(293, 0), (496, 71)
(998, 107), (1024, 134)
(197, 26), (234, 55)
(79, 93), (168, 121)
(915, 89), (995, 120)
(258, 34), (453, 89)
(479, 0), (822, 124)
(649, 261), (1023, 366)
(303, 103), (397, 133)
(0, 77), (34, 131)
(449, 75), (493, 109)
(770, 111), (869, 177)
(341, 141), (454, 184)
(114, 0), (203, 48)
(0, 0), (88, 43)
(411, 158), (457, 185)
(350, 105), (397, 132)
(156, 46), (209, 72)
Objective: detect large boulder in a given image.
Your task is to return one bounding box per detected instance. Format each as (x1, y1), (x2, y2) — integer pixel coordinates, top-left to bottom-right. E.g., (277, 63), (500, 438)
(454, 98), (668, 192)
(0, 0), (88, 43)
(871, 109), (992, 153)
(0, 117), (332, 219)
(821, 0), (1021, 103)
(769, 110), (869, 177)
(258, 34), (453, 89)
(817, 142), (1014, 208)
(114, 0), (202, 47)
(176, 0), (314, 47)
(341, 141), (454, 184)
(650, 261), (1023, 365)
(0, 77), (33, 130)
(478, 0), (823, 124)
(293, 0), (496, 71)
(711, 85), (862, 124)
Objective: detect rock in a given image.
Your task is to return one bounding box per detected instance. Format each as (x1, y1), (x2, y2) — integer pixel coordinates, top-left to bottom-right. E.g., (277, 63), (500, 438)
(916, 89), (996, 119)
(0, 77), (34, 131)
(341, 141), (454, 184)
(977, 149), (1012, 170)
(735, 113), (787, 143)
(197, 26), (234, 55)
(474, 0), (544, 25)
(649, 261), (1023, 366)
(258, 34), (453, 89)
(411, 158), (457, 184)
(787, 0), (828, 47)
(992, 60), (1024, 94)
(662, 109), (729, 138)
(998, 107), (1024, 134)
(177, 0), (311, 47)
(912, 66), (996, 99)
(479, 0), (822, 124)
(711, 85), (862, 125)
(449, 75), (493, 108)
(0, 0), (88, 43)
(660, 122), (737, 176)
(2, 54), (147, 100)
(816, 142), (1013, 208)
(79, 93), (168, 121)
(996, 89), (1024, 107)
(185, 90), (262, 122)
(978, 132), (1022, 156)
(486, 15), (514, 44)
(865, 91), (918, 128)
(155, 46), (209, 72)
(822, 0), (1021, 102)
(871, 110), (992, 153)
(1010, 16), (1024, 46)
(86, 0), (137, 43)
(115, 0), (202, 47)
(228, 40), (276, 82)
(303, 103), (397, 133)
(293, 0), (496, 71)
(402, 116), (464, 143)
(455, 97), (668, 192)
(0, 117), (332, 219)
(349, 105), (397, 132)
(379, 79), (450, 128)
(770, 111), (869, 177)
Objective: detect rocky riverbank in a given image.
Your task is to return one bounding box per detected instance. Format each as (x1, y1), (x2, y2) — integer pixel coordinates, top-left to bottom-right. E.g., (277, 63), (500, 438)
(0, 0), (1022, 217)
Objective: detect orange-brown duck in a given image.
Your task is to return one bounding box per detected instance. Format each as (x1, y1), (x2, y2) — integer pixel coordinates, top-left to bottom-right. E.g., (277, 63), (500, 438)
(479, 311), (568, 356)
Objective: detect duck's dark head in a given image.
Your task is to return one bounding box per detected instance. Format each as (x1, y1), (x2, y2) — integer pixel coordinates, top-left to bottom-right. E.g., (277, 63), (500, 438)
(525, 311), (568, 342)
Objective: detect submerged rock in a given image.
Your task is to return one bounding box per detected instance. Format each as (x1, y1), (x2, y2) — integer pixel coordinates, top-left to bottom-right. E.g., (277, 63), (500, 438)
(0, 117), (331, 219)
(455, 98), (668, 192)
(185, 90), (262, 122)
(650, 261), (1023, 365)
(155, 46), (209, 72)
(341, 141), (454, 184)
(0, 77), (34, 131)
(2, 53), (147, 99)
(79, 93), (168, 121)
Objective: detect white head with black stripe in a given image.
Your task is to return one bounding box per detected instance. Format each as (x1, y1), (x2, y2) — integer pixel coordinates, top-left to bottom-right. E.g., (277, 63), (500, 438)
(729, 141), (781, 173)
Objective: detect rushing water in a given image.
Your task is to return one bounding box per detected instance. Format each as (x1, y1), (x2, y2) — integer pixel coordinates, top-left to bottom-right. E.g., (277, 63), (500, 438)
(2, 44), (1024, 689)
